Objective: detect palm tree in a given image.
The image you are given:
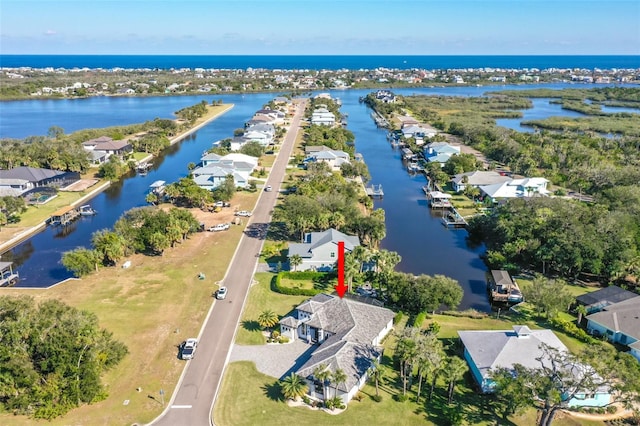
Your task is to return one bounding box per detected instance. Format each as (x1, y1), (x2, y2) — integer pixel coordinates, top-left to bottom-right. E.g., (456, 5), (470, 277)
(415, 333), (444, 404)
(444, 356), (467, 404)
(332, 368), (347, 399)
(289, 254), (302, 272)
(281, 373), (309, 401)
(257, 310), (279, 330)
(368, 358), (385, 397)
(575, 304), (587, 325)
(343, 253), (360, 293)
(395, 327), (420, 395)
(313, 363), (332, 405)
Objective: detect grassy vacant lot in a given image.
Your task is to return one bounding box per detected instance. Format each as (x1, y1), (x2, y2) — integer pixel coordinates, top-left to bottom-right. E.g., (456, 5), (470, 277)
(0, 193), (258, 426)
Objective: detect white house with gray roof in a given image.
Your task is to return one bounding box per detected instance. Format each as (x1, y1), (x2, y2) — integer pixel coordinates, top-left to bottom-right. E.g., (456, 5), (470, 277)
(304, 149), (350, 171)
(458, 326), (611, 407)
(479, 177), (550, 201)
(311, 108), (336, 127)
(586, 297), (640, 362)
(192, 153), (258, 189)
(279, 294), (394, 405)
(451, 170), (512, 192)
(288, 229), (360, 272)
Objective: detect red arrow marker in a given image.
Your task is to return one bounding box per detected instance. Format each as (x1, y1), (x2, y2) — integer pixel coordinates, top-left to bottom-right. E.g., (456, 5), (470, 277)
(335, 241), (347, 298)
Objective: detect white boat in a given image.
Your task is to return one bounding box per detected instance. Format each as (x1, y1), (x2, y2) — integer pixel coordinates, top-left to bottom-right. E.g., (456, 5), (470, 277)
(78, 205), (97, 216)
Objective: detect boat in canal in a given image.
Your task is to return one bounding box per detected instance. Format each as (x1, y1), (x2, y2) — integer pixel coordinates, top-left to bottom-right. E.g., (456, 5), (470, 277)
(78, 205), (97, 216)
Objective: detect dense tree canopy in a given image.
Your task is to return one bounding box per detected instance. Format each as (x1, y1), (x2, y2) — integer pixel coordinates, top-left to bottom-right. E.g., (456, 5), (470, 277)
(0, 296), (128, 419)
(468, 197), (639, 282)
(386, 272), (463, 314)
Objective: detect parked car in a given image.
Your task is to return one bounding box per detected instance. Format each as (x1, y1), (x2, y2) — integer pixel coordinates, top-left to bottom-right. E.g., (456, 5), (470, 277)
(216, 286), (228, 300)
(235, 210), (252, 217)
(264, 185), (272, 192)
(208, 223), (230, 232)
(180, 338), (198, 360)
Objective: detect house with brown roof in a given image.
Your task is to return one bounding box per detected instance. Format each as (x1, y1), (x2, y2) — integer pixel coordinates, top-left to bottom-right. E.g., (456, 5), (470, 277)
(279, 294), (394, 405)
(82, 136), (133, 163)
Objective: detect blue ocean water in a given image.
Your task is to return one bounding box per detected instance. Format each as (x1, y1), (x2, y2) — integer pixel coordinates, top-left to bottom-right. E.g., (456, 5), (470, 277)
(1, 55), (639, 70)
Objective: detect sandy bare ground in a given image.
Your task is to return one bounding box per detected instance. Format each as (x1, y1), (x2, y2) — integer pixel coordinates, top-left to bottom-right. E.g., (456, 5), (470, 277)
(61, 178), (99, 192)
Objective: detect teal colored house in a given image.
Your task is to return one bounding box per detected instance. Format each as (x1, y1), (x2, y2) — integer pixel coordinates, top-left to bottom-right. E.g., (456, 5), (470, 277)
(458, 326), (611, 407)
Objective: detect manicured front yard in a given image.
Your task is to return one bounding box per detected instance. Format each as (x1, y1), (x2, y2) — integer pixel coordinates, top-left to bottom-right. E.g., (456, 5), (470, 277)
(235, 273), (308, 345)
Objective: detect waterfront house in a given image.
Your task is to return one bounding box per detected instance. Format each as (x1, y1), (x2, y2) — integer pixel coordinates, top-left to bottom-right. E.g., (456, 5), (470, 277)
(82, 136), (133, 161)
(279, 293), (394, 405)
(254, 109), (286, 123)
(424, 142), (460, 166)
(458, 326), (611, 407)
(192, 165), (248, 190)
(575, 285), (639, 315)
(586, 297), (640, 362)
(304, 149), (350, 171)
(311, 108), (336, 127)
(479, 177), (550, 201)
(401, 125), (437, 141)
(244, 122), (275, 139)
(288, 228), (360, 272)
(192, 153), (257, 190)
(0, 178), (31, 197)
(242, 129), (273, 146)
(0, 166), (79, 192)
(451, 170), (512, 192)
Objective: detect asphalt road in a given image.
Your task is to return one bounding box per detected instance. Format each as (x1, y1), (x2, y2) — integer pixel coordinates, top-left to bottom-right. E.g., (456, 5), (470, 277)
(149, 99), (307, 426)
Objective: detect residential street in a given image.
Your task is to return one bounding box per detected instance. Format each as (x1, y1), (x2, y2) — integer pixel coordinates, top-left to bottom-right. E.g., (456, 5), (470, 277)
(149, 98), (307, 426)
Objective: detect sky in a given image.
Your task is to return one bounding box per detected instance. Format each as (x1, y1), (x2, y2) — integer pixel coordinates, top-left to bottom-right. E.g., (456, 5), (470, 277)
(1, 0), (639, 55)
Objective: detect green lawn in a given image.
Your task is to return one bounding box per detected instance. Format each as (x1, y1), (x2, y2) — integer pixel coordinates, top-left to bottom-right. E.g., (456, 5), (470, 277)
(235, 273), (308, 345)
(278, 275), (335, 292)
(215, 343), (603, 426)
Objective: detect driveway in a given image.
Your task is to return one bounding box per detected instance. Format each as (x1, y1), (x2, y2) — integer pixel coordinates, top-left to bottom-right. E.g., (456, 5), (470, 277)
(229, 339), (317, 379)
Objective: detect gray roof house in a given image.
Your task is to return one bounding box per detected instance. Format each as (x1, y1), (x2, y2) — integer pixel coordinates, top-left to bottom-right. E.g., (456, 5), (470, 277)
(279, 294), (395, 405)
(311, 108), (336, 126)
(586, 297), (640, 362)
(191, 164), (249, 189)
(288, 229), (360, 272)
(424, 142), (460, 166)
(305, 149), (350, 171)
(0, 166), (78, 190)
(458, 326), (611, 407)
(451, 170), (512, 193)
(575, 286), (639, 314)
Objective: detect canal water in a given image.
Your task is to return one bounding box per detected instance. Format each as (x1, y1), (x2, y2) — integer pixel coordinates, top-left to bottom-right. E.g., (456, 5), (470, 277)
(0, 83), (630, 310)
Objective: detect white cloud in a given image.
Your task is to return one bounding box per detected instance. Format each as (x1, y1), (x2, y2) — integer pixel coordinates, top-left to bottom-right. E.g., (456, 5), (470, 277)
(44, 29), (57, 36)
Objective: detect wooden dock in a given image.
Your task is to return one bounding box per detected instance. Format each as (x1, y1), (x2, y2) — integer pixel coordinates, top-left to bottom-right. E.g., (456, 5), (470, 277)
(365, 184), (384, 198)
(0, 261), (19, 287)
(488, 270), (524, 304)
(441, 209), (468, 228)
(49, 205), (80, 226)
(427, 191), (453, 209)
